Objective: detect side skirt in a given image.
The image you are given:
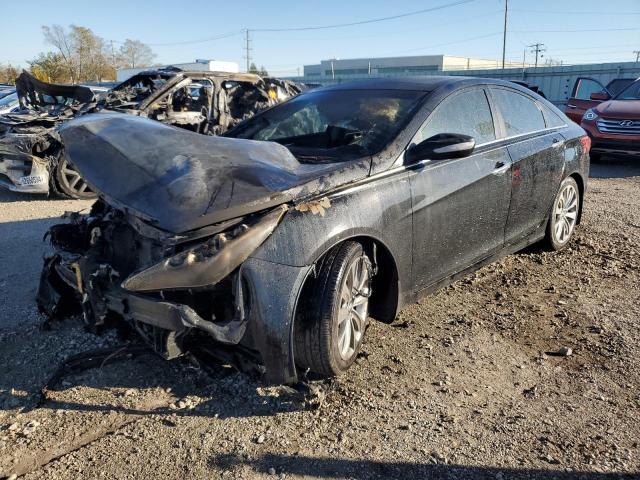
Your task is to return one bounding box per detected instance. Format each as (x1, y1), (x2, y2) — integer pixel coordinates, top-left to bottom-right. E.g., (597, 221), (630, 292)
(409, 228), (546, 306)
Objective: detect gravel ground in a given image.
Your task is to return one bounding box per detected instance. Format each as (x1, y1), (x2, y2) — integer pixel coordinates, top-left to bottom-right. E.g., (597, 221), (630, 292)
(0, 158), (639, 479)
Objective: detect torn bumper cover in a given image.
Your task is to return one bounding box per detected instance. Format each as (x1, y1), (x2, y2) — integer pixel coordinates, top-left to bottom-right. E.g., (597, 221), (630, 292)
(37, 204), (311, 384)
(0, 134), (52, 194)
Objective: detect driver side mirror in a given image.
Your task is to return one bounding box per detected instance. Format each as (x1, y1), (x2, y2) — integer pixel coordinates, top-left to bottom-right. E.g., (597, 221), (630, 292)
(405, 133), (475, 164)
(590, 91), (610, 101)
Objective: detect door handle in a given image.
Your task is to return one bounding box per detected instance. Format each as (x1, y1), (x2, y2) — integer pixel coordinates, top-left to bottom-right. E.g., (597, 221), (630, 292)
(493, 161), (510, 175)
(567, 104), (578, 109)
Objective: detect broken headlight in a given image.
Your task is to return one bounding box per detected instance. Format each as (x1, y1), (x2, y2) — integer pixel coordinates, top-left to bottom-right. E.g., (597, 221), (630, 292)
(121, 205), (287, 292)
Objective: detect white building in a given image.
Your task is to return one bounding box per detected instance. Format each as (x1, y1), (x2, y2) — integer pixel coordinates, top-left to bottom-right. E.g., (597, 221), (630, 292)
(116, 59), (239, 82)
(303, 55), (528, 80)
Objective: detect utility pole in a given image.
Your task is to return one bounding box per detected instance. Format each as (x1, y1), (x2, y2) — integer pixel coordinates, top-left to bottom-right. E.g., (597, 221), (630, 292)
(634, 50), (640, 63)
(528, 43), (546, 69)
(243, 29), (252, 72)
(501, 0), (508, 69)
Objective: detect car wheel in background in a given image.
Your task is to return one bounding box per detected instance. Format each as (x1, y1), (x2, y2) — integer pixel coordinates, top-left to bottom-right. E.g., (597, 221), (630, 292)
(54, 157), (96, 199)
(295, 241), (373, 377)
(545, 177), (580, 251)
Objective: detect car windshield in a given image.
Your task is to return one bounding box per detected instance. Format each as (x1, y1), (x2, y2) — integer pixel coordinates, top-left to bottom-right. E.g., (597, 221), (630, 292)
(226, 89), (425, 162)
(614, 80), (640, 100)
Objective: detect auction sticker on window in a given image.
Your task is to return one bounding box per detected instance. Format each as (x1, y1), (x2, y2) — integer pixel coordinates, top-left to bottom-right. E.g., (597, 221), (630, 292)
(19, 175), (45, 186)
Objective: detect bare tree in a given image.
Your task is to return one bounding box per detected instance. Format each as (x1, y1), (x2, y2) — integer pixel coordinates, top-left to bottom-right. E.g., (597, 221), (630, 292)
(42, 24), (76, 81)
(118, 39), (156, 69)
(40, 24), (115, 82)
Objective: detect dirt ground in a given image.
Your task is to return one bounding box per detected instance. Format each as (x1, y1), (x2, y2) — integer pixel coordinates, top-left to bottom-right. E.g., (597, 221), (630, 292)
(0, 158), (639, 480)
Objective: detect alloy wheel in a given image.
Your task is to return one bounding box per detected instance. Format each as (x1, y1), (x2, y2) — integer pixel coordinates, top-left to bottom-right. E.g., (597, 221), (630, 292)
(553, 182), (578, 244)
(336, 255), (371, 361)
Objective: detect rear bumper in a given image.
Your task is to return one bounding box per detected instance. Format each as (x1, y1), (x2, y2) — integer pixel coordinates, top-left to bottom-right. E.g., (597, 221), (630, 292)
(0, 150), (50, 194)
(37, 252), (312, 385)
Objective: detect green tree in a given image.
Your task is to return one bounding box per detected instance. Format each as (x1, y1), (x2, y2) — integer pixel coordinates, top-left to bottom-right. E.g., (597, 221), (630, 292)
(0, 63), (19, 84)
(248, 62), (259, 74)
(28, 52), (68, 83)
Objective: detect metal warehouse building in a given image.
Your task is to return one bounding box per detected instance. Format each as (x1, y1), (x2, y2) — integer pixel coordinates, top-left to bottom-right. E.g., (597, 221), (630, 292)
(296, 56), (640, 108)
(303, 55), (528, 80)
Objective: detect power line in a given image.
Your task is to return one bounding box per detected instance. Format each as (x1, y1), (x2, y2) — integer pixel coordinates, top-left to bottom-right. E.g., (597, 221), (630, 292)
(142, 31), (242, 47)
(252, 0), (474, 32)
(515, 27), (640, 33)
(384, 32), (502, 56)
(512, 9), (640, 15)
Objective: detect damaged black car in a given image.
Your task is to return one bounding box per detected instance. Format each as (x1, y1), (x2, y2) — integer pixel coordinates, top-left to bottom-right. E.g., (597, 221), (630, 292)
(38, 77), (589, 384)
(0, 70), (301, 199)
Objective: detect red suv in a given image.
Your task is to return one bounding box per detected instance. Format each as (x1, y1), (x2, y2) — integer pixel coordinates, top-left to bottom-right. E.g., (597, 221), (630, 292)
(566, 77), (640, 161)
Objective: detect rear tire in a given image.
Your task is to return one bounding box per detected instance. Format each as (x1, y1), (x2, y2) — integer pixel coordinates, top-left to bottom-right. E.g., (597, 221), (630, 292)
(54, 157), (96, 199)
(544, 177), (580, 251)
(294, 241), (372, 377)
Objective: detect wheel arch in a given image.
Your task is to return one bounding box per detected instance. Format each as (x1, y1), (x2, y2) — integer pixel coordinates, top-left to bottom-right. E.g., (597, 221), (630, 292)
(295, 234), (401, 326)
(568, 171), (585, 225)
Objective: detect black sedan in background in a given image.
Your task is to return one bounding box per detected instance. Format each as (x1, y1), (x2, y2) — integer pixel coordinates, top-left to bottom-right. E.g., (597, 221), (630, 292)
(38, 77), (589, 384)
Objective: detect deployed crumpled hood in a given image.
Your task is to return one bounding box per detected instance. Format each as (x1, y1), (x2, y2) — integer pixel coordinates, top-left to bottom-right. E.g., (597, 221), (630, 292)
(595, 99), (640, 119)
(16, 71), (95, 107)
(59, 113), (370, 233)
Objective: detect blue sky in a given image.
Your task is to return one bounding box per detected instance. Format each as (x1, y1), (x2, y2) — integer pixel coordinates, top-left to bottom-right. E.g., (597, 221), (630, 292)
(1, 0), (639, 76)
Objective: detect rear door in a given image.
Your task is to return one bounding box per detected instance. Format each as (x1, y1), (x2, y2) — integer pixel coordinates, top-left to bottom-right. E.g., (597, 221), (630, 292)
(489, 87), (566, 245)
(565, 77), (608, 123)
(409, 87), (512, 289)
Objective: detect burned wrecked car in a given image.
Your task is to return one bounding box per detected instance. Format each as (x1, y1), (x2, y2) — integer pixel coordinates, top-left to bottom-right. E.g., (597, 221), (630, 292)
(0, 70), (301, 198)
(38, 77), (589, 384)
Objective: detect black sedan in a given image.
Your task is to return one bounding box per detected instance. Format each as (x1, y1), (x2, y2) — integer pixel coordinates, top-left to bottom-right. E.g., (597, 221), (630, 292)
(38, 77), (589, 384)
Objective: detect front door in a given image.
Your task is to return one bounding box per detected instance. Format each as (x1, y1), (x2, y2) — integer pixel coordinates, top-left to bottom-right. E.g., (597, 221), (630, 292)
(565, 77), (608, 123)
(409, 88), (512, 289)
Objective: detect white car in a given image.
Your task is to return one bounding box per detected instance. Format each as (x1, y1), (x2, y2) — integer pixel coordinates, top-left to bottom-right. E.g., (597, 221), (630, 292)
(0, 92), (19, 114)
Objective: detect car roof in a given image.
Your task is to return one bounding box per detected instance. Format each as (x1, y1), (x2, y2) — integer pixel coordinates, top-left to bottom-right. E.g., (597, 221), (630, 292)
(315, 76), (525, 93)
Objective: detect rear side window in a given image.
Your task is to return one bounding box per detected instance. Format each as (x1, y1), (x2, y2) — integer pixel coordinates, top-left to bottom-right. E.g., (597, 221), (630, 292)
(540, 104), (566, 128)
(420, 89), (496, 144)
(492, 89), (545, 136)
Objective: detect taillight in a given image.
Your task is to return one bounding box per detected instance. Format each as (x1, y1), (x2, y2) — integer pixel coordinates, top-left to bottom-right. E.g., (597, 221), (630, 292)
(579, 135), (591, 154)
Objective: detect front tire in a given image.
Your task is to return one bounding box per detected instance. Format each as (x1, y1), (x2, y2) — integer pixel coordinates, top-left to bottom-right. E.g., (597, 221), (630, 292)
(544, 177), (580, 251)
(294, 241), (373, 377)
(54, 157), (96, 199)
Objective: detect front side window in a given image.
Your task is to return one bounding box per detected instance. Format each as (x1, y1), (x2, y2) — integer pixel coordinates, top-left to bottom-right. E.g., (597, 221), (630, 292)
(492, 89), (545, 137)
(420, 89), (496, 145)
(573, 78), (606, 100)
(615, 80), (640, 100)
(227, 89), (425, 162)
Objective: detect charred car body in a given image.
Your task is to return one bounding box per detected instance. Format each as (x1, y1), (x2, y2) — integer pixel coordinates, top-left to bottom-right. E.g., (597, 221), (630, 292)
(38, 77), (589, 384)
(0, 70), (301, 198)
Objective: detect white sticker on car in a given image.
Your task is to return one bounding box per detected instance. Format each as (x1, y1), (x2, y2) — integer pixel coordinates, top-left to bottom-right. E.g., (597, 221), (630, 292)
(19, 175), (45, 186)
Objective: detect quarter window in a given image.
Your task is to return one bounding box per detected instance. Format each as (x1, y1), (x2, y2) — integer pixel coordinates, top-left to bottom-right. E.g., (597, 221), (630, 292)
(540, 103), (567, 128)
(420, 89), (496, 145)
(492, 89), (545, 136)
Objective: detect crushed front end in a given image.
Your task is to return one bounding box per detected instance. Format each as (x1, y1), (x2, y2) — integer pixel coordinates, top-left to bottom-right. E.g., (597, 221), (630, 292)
(37, 200), (305, 384)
